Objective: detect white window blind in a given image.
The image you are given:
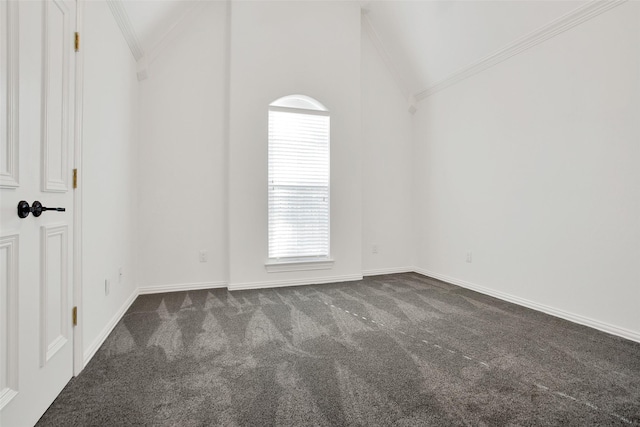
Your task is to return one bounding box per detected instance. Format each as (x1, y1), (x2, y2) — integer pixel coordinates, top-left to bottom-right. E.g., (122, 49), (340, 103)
(268, 106), (330, 260)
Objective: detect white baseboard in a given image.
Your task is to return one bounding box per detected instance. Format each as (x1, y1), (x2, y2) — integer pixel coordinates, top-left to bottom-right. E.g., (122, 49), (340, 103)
(81, 275), (360, 367)
(363, 266), (414, 276)
(413, 267), (640, 344)
(83, 287), (139, 367)
(229, 274), (363, 291)
(138, 281), (227, 295)
(81, 268), (638, 372)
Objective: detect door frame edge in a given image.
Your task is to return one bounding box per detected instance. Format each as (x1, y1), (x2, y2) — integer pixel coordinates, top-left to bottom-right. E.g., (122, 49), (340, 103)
(72, 0), (84, 377)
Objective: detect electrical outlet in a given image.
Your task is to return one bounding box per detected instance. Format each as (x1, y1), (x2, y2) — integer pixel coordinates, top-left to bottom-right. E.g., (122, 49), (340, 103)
(105, 279), (110, 296)
(466, 252), (473, 263)
(372, 244), (378, 254)
(199, 250), (208, 263)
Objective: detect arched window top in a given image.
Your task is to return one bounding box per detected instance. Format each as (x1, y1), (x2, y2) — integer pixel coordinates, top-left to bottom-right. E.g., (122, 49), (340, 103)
(270, 94), (328, 112)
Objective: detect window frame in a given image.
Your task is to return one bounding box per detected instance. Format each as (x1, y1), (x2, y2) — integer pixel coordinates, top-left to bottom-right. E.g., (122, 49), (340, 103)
(265, 96), (333, 272)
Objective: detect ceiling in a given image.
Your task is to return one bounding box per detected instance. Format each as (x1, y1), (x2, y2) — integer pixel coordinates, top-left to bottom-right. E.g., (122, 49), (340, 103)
(364, 1), (586, 95)
(119, 0), (587, 96)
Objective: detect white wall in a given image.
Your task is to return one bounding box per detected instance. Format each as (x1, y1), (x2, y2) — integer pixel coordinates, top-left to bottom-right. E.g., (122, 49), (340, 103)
(135, 1), (415, 292)
(227, 2), (363, 288)
(137, 3), (228, 290)
(413, 2), (640, 339)
(80, 0), (639, 370)
(361, 26), (414, 274)
(82, 1), (140, 359)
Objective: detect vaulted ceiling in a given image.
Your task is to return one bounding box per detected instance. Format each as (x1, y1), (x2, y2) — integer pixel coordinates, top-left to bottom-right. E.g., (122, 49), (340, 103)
(116, 0), (592, 100)
(122, 0), (198, 54)
(364, 1), (586, 96)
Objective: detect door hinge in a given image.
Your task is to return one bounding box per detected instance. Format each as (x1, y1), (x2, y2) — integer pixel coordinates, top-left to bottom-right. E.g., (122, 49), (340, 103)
(74, 32), (80, 52)
(72, 306), (78, 326)
(73, 168), (78, 189)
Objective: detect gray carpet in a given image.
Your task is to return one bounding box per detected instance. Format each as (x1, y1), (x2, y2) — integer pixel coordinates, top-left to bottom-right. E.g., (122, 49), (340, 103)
(37, 273), (640, 426)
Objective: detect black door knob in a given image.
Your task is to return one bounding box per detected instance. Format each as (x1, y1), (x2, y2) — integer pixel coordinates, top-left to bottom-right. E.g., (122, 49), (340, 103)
(17, 201), (66, 218)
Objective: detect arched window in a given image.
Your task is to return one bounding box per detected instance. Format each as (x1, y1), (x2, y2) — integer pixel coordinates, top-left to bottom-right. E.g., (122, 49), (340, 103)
(268, 95), (330, 261)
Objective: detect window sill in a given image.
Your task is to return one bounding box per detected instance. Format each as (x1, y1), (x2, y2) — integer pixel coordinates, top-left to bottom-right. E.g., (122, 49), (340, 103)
(265, 258), (334, 273)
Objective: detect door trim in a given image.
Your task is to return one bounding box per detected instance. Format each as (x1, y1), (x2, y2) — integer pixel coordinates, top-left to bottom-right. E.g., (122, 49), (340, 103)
(72, 0), (84, 376)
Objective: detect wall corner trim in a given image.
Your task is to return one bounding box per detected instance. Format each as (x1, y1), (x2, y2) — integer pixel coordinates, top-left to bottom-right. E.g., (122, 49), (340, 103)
(82, 287), (139, 367)
(136, 56), (149, 81)
(415, 0), (628, 101)
(412, 267), (640, 344)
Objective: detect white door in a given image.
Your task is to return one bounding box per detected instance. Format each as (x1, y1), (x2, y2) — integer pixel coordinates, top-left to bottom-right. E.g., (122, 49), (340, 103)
(1, 0), (77, 425)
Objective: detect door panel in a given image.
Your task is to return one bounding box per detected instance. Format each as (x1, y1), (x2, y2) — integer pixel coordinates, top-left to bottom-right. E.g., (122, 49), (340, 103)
(42, 0), (70, 193)
(0, 0), (18, 188)
(40, 224), (69, 368)
(0, 0), (76, 426)
(0, 233), (19, 409)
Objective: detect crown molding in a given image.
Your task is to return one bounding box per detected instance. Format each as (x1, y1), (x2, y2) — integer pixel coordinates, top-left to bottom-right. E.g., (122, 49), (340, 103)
(147, 0), (209, 66)
(361, 9), (417, 114)
(105, 0), (148, 80)
(106, 0), (144, 61)
(415, 0), (627, 101)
